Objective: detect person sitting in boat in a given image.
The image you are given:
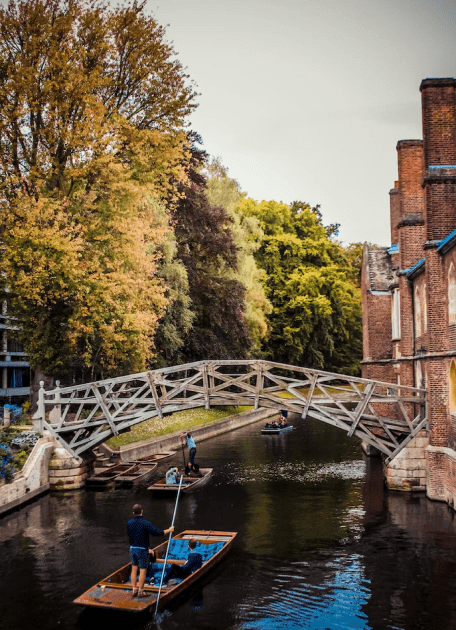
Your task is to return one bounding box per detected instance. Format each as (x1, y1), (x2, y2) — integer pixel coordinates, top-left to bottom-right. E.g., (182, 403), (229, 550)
(165, 466), (179, 484)
(163, 538), (203, 584)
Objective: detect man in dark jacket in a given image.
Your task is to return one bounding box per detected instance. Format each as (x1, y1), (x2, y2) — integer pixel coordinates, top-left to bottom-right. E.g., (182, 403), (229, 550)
(164, 538), (203, 584)
(127, 503), (174, 597)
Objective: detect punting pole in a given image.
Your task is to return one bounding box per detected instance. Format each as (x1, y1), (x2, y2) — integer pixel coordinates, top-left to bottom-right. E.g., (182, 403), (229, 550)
(154, 474), (184, 617)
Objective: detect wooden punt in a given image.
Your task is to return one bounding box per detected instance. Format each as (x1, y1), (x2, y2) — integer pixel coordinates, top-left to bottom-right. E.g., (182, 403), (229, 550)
(127, 451), (176, 465)
(114, 463), (157, 486)
(148, 468), (213, 494)
(73, 529), (237, 613)
(86, 463), (138, 487)
(261, 424), (293, 435)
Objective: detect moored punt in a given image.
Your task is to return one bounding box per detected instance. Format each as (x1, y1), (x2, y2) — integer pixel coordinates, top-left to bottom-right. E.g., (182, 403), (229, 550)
(86, 463), (137, 487)
(148, 468), (213, 494)
(127, 451), (176, 465)
(73, 529), (237, 613)
(114, 463), (157, 486)
(261, 424), (293, 434)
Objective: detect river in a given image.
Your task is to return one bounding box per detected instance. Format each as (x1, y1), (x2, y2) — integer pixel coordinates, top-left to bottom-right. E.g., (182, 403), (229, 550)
(1, 417), (456, 630)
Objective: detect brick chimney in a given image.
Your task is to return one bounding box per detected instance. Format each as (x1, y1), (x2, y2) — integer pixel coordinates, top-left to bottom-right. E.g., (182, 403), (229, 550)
(389, 181), (400, 248)
(396, 140), (425, 269)
(420, 78), (456, 241)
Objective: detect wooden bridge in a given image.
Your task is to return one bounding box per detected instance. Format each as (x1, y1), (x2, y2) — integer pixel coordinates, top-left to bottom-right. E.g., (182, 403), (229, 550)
(33, 360), (427, 463)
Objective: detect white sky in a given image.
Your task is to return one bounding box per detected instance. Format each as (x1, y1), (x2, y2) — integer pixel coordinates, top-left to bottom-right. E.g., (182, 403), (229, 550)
(149, 0), (456, 246)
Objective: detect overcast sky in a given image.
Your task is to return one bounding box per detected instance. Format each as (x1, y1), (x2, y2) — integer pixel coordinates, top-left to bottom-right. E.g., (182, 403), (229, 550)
(149, 0), (456, 246)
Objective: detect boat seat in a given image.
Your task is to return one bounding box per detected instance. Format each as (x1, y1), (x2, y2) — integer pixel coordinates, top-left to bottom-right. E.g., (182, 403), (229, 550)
(166, 539), (225, 561)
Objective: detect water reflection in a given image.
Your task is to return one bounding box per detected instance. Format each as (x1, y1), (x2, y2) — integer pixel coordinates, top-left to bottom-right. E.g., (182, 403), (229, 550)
(1, 418), (456, 630)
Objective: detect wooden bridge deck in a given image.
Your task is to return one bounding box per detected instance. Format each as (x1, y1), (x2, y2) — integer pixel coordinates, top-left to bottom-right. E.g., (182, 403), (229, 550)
(33, 360), (427, 462)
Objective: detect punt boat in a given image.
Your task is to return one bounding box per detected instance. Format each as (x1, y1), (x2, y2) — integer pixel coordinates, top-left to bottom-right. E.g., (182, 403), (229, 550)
(73, 529), (237, 613)
(86, 463), (138, 487)
(261, 424), (293, 434)
(126, 451), (176, 465)
(148, 468), (213, 493)
(114, 463), (157, 486)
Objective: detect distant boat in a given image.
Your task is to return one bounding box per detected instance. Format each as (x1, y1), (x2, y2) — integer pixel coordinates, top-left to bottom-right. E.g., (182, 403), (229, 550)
(114, 463), (157, 486)
(148, 468), (213, 494)
(73, 529), (237, 613)
(86, 463), (138, 487)
(261, 424), (293, 435)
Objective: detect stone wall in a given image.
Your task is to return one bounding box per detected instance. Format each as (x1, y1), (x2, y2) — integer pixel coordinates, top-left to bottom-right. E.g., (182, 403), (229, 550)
(385, 429), (429, 491)
(0, 435), (54, 516)
(48, 448), (93, 490)
(426, 445), (456, 507)
(100, 407), (278, 462)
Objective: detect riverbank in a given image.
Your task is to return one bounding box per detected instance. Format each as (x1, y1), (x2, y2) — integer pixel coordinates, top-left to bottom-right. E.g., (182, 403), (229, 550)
(100, 406), (278, 462)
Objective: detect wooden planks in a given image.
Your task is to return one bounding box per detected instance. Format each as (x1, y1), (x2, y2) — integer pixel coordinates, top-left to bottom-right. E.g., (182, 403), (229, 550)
(36, 360), (427, 462)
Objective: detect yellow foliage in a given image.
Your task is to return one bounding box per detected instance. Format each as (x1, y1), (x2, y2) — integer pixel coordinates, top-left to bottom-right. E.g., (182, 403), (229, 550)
(0, 0), (197, 378)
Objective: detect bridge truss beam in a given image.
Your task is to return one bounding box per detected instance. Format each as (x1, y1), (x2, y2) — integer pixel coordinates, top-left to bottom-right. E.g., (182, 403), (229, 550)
(34, 360), (427, 462)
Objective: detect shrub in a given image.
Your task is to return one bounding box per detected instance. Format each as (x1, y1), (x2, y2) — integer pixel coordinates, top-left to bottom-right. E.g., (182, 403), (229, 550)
(0, 443), (13, 481)
(12, 448), (30, 471)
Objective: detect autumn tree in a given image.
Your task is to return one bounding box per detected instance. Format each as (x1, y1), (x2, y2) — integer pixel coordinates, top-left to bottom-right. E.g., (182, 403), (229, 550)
(237, 199), (362, 374)
(0, 0), (197, 387)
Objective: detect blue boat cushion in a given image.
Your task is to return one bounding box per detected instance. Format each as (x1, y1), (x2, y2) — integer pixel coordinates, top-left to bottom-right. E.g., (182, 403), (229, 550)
(166, 539), (225, 561)
(126, 562), (183, 585)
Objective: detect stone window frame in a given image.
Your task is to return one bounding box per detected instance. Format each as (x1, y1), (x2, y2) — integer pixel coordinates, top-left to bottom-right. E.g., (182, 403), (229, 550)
(392, 288), (401, 340)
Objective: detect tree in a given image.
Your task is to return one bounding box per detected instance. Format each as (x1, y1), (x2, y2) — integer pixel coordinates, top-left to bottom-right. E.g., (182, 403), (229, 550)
(171, 140), (252, 362)
(0, 0), (196, 199)
(205, 158), (271, 354)
(0, 0), (197, 389)
(147, 198), (194, 369)
(236, 198), (362, 374)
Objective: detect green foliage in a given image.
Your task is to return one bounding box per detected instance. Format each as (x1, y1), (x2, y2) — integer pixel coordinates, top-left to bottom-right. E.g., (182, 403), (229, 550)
(0, 0), (197, 380)
(236, 198), (362, 374)
(107, 405), (252, 448)
(22, 401), (31, 415)
(0, 427), (21, 447)
(148, 198), (194, 368)
(205, 159), (272, 354)
(170, 140), (252, 362)
(11, 448), (30, 472)
(0, 444), (13, 480)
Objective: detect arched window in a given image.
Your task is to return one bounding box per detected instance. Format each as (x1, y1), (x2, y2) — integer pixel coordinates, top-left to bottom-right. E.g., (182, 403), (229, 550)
(450, 360), (456, 414)
(448, 262), (456, 325)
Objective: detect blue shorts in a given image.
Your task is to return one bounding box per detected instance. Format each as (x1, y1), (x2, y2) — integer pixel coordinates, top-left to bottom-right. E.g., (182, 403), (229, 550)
(130, 546), (149, 569)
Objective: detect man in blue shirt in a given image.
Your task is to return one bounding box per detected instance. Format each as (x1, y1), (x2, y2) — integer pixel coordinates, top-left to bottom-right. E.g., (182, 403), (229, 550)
(127, 503), (174, 597)
(183, 432), (197, 465)
(164, 538), (203, 584)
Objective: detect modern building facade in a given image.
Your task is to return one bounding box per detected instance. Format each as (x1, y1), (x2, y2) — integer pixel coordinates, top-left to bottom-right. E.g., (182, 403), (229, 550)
(362, 78), (456, 504)
(0, 302), (30, 399)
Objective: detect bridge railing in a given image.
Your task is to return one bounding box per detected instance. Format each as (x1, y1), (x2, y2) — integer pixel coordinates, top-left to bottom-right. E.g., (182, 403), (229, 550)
(34, 360), (427, 462)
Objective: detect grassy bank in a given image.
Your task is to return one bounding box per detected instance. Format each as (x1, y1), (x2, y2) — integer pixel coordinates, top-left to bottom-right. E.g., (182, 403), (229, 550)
(107, 405), (253, 449)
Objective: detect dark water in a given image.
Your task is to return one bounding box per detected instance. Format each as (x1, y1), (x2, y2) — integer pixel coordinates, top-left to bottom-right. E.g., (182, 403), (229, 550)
(2, 418), (456, 630)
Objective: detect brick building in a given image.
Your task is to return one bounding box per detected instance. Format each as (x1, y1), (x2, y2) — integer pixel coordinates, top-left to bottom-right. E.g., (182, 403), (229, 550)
(362, 78), (456, 504)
